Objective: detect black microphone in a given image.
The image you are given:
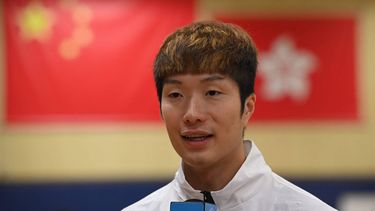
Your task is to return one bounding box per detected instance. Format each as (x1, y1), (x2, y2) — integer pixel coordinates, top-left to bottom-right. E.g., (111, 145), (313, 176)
(170, 191), (217, 211)
(201, 191), (215, 205)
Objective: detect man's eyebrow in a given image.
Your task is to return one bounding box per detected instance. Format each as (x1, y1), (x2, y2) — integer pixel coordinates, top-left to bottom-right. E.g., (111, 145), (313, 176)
(201, 75), (225, 82)
(164, 79), (182, 84)
(164, 75), (225, 84)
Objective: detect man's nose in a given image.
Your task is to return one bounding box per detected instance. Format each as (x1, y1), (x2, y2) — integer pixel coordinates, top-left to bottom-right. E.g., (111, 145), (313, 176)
(183, 96), (207, 125)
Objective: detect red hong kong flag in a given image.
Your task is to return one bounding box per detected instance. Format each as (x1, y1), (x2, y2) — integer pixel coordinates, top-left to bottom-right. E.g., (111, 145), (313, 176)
(5, 0), (194, 124)
(219, 16), (358, 122)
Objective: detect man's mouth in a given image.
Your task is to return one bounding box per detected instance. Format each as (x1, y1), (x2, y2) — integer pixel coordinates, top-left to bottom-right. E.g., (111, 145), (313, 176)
(181, 134), (213, 141)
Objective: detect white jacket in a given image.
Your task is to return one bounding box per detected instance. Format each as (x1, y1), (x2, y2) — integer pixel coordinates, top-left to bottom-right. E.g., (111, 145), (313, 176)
(122, 141), (337, 211)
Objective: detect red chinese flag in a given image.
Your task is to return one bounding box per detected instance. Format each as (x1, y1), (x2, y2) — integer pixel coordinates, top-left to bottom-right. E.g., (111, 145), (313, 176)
(219, 16), (358, 121)
(5, 0), (194, 123)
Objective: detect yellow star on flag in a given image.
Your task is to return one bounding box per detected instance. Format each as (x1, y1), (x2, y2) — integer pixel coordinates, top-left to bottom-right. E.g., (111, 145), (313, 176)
(17, 1), (54, 42)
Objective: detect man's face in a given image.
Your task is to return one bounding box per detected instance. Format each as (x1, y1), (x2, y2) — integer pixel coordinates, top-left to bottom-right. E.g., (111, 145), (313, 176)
(161, 73), (255, 170)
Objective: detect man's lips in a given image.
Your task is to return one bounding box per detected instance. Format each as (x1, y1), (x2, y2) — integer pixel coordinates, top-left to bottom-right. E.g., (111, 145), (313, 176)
(181, 134), (214, 141)
(180, 130), (213, 142)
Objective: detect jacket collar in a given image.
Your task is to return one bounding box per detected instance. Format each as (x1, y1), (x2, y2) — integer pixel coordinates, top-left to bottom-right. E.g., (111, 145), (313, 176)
(173, 140), (272, 209)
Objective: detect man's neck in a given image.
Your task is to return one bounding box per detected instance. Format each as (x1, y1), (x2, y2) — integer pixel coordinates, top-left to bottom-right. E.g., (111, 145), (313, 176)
(182, 144), (247, 191)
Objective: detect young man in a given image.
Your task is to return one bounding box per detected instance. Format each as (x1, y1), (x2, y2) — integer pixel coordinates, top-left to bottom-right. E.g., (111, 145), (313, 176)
(122, 21), (336, 211)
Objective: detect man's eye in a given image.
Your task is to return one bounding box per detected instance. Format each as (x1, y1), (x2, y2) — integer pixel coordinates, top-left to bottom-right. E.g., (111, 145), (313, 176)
(168, 92), (182, 98)
(206, 90), (221, 96)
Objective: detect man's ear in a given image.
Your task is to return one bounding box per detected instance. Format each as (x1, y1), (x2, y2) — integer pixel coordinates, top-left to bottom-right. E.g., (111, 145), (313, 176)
(160, 106), (165, 120)
(159, 104), (164, 120)
(242, 94), (256, 123)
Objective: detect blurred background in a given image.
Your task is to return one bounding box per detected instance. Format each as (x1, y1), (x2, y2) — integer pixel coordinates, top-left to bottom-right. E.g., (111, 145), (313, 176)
(1, 0), (375, 210)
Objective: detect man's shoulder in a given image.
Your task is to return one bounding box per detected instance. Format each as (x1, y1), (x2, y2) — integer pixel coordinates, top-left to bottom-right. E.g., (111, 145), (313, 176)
(271, 173), (337, 211)
(121, 180), (177, 211)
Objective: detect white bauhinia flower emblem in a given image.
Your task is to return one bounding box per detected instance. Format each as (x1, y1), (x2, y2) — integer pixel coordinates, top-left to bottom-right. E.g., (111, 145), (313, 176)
(259, 35), (317, 102)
